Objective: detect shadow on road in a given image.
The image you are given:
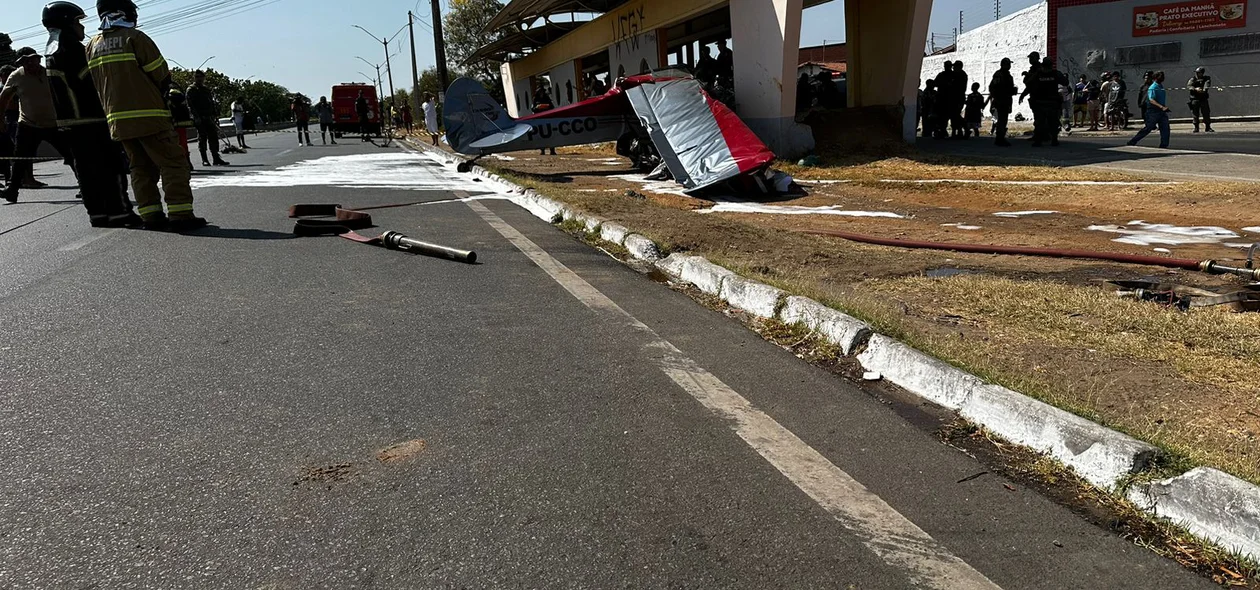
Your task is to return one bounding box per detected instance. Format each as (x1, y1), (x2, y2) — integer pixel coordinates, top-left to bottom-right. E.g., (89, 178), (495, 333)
(185, 226), (295, 240)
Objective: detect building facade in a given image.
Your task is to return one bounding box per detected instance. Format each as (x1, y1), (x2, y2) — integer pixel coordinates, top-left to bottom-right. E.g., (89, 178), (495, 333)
(920, 0), (1257, 119)
(1054, 0), (1256, 117)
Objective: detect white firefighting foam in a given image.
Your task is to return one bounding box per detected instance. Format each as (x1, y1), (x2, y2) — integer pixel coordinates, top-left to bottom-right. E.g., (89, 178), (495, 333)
(190, 152), (491, 192)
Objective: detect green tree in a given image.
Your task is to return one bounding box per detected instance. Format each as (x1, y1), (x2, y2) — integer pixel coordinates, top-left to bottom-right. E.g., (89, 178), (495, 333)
(171, 67), (239, 117)
(443, 0), (505, 100)
(240, 80), (293, 123)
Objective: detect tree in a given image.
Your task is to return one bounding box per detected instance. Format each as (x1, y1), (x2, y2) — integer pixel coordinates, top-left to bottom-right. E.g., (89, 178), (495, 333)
(171, 67), (237, 117)
(170, 67), (293, 122)
(416, 66), (464, 102)
(443, 0), (506, 100)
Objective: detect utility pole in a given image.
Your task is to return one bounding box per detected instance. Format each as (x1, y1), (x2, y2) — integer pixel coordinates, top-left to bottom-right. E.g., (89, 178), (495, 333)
(383, 37), (397, 107)
(959, 11), (964, 36)
(430, 0), (449, 100)
(408, 11), (421, 114)
(995, 0), (1001, 20)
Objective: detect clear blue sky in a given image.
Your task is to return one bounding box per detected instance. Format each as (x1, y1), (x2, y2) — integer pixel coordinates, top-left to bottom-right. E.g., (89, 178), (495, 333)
(5, 0), (1044, 93)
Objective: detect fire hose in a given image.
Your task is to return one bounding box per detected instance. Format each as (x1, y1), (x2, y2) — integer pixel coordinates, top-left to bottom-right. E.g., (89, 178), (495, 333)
(288, 203), (476, 263)
(804, 229), (1260, 281)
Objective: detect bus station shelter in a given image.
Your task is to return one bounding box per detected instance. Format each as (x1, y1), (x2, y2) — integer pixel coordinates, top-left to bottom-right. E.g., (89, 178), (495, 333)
(473, 0), (935, 157)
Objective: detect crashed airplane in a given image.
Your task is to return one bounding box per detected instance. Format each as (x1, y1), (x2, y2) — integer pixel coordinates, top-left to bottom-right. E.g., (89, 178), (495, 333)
(442, 74), (777, 194)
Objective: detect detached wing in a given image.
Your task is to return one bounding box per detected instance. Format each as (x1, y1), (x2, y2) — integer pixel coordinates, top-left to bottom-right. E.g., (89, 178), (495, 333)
(622, 78), (775, 191)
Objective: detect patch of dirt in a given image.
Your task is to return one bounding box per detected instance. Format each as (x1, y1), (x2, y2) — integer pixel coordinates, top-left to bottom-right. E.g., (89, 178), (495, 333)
(293, 463), (357, 488)
(376, 439), (428, 464)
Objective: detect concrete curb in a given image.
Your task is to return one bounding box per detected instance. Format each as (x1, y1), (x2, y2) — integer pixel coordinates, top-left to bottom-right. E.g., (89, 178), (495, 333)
(623, 234), (663, 261)
(857, 334), (982, 411)
(960, 384), (1159, 489)
(1128, 467), (1260, 561)
(779, 296), (872, 355)
(720, 276), (785, 319)
(406, 138), (1260, 562)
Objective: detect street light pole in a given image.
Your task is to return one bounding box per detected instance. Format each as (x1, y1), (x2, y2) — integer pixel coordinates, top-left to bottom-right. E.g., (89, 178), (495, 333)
(383, 37), (397, 104)
(197, 55), (216, 70)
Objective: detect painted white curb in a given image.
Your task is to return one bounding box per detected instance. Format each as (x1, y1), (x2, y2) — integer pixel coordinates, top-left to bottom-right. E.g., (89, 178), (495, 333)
(857, 334), (982, 411)
(679, 257), (737, 296)
(656, 253), (697, 278)
(719, 276), (785, 319)
(1128, 467), (1260, 561)
(961, 384), (1158, 489)
(779, 296), (872, 355)
(600, 222), (630, 245)
(623, 234), (663, 261)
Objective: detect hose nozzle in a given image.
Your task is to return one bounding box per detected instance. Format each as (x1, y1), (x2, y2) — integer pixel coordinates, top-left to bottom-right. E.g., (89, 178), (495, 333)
(1200, 260), (1260, 281)
(380, 230), (477, 263)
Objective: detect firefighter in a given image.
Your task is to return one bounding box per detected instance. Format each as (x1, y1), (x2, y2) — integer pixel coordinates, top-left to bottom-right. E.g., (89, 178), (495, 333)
(86, 0), (206, 231)
(40, 0), (139, 227)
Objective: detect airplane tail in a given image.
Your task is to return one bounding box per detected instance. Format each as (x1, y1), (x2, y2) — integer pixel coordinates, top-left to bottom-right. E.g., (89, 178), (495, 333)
(442, 77), (529, 155)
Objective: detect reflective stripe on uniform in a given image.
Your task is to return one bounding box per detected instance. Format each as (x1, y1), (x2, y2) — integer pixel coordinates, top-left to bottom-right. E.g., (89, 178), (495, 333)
(137, 204), (164, 216)
(167, 203), (194, 214)
(142, 57), (166, 73)
(105, 109), (172, 123)
(88, 52), (138, 69)
(56, 117), (108, 126)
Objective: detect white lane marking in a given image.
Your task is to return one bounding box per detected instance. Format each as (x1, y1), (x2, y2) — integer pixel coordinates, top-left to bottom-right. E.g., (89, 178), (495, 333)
(57, 228), (121, 251)
(278, 149), (294, 157)
(464, 197), (1002, 590)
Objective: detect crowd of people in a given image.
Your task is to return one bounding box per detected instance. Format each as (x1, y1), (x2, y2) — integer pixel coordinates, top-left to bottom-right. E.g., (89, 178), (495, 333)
(918, 53), (1217, 149)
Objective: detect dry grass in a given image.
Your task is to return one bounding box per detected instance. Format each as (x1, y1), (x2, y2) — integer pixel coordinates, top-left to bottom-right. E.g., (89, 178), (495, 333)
(856, 276), (1260, 483)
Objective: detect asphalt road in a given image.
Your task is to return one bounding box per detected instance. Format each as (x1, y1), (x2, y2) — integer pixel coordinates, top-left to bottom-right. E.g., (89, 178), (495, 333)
(916, 123), (1260, 181)
(0, 131), (1215, 588)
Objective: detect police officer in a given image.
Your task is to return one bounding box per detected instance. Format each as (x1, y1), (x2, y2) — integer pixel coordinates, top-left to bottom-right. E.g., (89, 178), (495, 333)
(1187, 67), (1214, 133)
(186, 70), (228, 166)
(87, 0), (205, 231)
(41, 0), (139, 227)
(1021, 56), (1067, 146)
(988, 58), (1017, 147)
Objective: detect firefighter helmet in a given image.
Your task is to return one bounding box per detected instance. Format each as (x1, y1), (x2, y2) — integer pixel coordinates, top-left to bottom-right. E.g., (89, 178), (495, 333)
(95, 0), (137, 19)
(42, 2), (86, 30)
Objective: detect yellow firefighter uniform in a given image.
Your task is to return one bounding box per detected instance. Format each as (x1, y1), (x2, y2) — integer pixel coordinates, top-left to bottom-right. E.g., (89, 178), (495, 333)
(86, 26), (196, 222)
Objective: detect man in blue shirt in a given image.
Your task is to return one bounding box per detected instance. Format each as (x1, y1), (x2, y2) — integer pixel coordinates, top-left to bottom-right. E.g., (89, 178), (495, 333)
(1127, 71), (1170, 148)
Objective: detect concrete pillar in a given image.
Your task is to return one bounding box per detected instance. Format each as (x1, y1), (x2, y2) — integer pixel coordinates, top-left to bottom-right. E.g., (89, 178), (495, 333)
(730, 0), (814, 158)
(845, 0), (934, 141)
(500, 61), (529, 117)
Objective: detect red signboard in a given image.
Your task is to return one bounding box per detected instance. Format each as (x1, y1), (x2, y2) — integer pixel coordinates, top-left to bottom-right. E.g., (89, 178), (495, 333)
(1133, 0), (1248, 36)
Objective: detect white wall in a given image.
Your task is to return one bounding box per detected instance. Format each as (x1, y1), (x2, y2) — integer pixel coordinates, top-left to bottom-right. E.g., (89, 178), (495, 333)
(919, 2), (1048, 121)
(609, 30), (659, 77)
(546, 61), (581, 107)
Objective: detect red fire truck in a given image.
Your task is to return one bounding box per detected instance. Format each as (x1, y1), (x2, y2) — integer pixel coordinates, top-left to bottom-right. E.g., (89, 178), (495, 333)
(331, 83), (381, 137)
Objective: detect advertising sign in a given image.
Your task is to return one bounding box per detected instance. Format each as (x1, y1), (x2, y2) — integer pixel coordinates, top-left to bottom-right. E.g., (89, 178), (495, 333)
(1133, 0), (1248, 36)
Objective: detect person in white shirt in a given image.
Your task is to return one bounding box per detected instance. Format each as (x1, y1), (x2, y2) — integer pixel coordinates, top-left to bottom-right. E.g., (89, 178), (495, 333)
(230, 97), (249, 148)
(421, 94), (438, 146)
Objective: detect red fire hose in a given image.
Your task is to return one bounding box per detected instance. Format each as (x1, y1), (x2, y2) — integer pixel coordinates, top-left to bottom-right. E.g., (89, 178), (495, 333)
(805, 228), (1260, 280)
